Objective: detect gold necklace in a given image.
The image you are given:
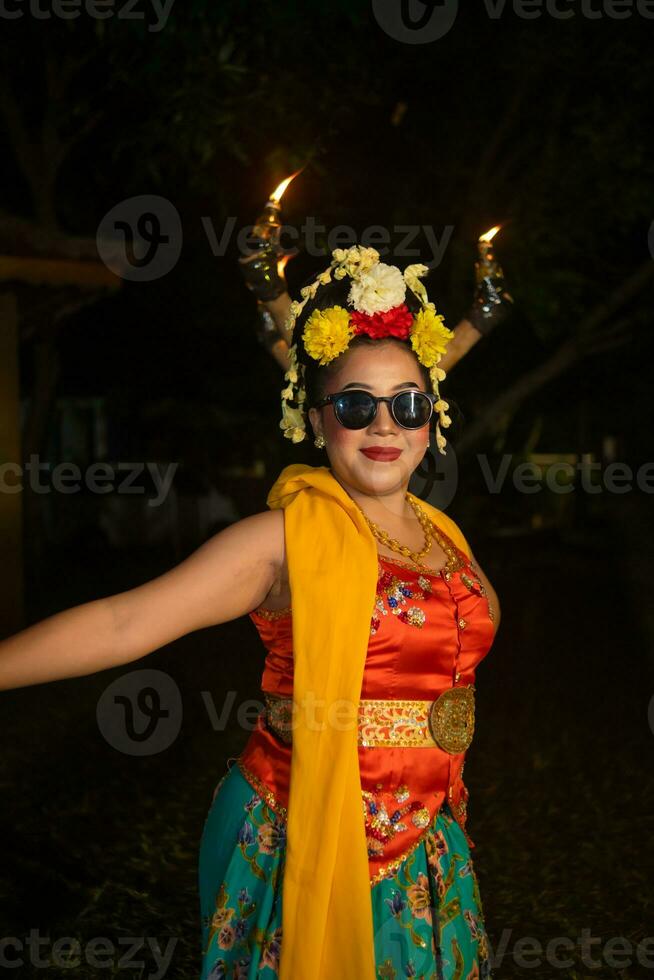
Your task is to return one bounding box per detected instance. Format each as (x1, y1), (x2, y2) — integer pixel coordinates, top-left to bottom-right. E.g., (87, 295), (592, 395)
(360, 494), (434, 566)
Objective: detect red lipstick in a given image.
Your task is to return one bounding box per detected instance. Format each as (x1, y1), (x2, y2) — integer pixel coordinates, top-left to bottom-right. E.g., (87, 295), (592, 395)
(360, 447), (402, 461)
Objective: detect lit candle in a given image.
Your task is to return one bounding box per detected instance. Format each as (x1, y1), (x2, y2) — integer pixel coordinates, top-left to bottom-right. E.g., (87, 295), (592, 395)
(468, 225), (514, 336)
(238, 171), (301, 362)
(238, 170), (301, 301)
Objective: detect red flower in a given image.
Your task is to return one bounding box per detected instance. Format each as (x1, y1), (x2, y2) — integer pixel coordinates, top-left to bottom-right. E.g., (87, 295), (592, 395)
(350, 304), (413, 339)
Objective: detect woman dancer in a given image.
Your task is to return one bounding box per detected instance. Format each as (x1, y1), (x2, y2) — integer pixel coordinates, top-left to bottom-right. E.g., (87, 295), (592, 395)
(0, 246), (500, 979)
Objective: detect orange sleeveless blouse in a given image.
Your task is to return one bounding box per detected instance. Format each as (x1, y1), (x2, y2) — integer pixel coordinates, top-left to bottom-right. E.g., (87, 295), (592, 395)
(236, 530), (496, 887)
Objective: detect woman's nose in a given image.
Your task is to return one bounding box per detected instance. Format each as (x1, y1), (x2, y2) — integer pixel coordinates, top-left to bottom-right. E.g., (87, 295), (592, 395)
(371, 399), (398, 431)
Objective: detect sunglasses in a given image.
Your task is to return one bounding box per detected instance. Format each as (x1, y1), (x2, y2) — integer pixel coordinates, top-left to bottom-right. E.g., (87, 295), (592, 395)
(313, 388), (436, 430)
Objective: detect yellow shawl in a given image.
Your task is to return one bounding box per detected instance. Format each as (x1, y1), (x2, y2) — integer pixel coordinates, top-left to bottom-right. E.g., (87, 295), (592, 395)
(266, 463), (471, 979)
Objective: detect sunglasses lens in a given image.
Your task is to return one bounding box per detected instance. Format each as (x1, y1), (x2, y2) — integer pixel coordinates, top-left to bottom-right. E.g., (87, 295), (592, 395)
(394, 392), (432, 428)
(334, 392), (376, 429)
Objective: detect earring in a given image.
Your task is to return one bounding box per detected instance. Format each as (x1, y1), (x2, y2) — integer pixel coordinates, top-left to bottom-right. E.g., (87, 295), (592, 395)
(314, 433), (326, 449)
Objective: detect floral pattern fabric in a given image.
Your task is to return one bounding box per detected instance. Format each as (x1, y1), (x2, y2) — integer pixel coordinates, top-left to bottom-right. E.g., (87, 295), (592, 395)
(199, 763), (493, 979)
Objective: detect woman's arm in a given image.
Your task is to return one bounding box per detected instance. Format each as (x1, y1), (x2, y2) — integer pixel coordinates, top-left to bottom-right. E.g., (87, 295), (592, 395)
(437, 319), (483, 374)
(0, 510), (284, 691)
(469, 551), (501, 634)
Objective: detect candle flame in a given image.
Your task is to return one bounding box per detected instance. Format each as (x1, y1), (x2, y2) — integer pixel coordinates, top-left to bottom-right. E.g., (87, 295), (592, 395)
(277, 254), (291, 278)
(478, 225), (501, 243)
(269, 169), (302, 205)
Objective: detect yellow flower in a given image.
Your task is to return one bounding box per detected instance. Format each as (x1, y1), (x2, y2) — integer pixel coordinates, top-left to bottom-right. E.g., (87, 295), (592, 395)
(279, 402), (306, 442)
(410, 308), (454, 368)
(302, 306), (354, 366)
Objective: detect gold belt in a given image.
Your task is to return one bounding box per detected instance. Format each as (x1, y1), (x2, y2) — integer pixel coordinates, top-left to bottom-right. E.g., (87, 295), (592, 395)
(263, 686), (475, 754)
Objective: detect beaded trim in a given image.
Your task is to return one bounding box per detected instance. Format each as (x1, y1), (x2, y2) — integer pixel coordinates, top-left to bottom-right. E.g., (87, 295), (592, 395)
(236, 758), (288, 820)
(250, 604), (292, 620)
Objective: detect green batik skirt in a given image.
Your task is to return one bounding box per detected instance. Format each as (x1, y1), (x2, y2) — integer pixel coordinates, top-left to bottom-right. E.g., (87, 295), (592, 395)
(199, 761), (493, 980)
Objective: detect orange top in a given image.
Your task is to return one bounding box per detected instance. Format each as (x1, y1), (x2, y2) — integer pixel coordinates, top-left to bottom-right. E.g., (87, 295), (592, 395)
(236, 526), (496, 886)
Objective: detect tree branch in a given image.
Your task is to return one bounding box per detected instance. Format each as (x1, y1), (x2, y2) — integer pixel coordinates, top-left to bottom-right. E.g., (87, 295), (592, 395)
(455, 262), (654, 455)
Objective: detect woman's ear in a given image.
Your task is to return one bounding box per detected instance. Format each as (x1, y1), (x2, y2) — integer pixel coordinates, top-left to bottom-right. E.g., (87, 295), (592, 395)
(308, 406), (321, 439)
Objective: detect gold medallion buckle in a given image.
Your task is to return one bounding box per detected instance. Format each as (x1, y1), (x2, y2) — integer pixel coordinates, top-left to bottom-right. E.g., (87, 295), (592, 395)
(427, 685), (476, 753)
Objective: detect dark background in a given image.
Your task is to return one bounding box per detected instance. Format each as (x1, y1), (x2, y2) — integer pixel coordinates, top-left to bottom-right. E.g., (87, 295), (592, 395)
(0, 1), (653, 977)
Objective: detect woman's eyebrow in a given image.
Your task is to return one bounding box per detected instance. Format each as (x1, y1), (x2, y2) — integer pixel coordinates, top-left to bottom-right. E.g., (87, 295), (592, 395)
(340, 381), (420, 391)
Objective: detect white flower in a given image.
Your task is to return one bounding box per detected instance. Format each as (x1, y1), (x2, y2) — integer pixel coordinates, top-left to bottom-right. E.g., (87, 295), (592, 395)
(348, 263), (406, 314)
(331, 245), (380, 280)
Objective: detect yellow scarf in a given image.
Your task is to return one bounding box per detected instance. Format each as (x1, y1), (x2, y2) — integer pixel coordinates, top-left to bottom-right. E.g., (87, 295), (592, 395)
(266, 463), (471, 979)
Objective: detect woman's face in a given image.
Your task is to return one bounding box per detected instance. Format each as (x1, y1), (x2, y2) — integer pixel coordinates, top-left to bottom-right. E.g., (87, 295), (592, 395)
(308, 342), (431, 500)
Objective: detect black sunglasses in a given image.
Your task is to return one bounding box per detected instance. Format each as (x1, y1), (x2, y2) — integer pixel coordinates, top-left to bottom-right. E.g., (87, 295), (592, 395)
(314, 388), (436, 430)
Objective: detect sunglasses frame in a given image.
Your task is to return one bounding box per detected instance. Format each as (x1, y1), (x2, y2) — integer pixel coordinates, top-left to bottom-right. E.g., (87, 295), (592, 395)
(313, 388), (437, 430)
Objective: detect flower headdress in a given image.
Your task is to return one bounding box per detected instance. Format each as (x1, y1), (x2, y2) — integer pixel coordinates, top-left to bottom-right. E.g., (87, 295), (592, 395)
(280, 245), (455, 454)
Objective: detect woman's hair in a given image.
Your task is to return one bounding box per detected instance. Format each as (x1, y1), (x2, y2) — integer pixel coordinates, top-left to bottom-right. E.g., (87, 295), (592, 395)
(292, 274), (432, 411)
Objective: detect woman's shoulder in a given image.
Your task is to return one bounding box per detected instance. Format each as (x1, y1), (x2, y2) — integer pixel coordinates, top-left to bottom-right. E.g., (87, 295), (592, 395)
(242, 509), (286, 572)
